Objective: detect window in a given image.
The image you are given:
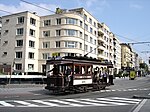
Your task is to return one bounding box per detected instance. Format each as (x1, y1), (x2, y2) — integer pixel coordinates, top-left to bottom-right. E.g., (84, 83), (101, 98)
(89, 18), (92, 24)
(29, 29), (35, 36)
(90, 46), (92, 52)
(84, 14), (87, 20)
(90, 27), (93, 33)
(4, 30), (9, 35)
(80, 32), (82, 37)
(30, 18), (36, 26)
(29, 40), (35, 48)
(16, 28), (23, 35)
(65, 41), (77, 48)
(94, 31), (97, 36)
(80, 21), (82, 27)
(56, 18), (61, 25)
(94, 22), (96, 27)
(56, 41), (60, 48)
(3, 52), (7, 55)
(42, 53), (50, 59)
(84, 24), (88, 30)
(16, 40), (23, 47)
(43, 42), (50, 48)
(15, 64), (22, 70)
(94, 39), (96, 45)
(5, 19), (9, 23)
(66, 18), (77, 25)
(43, 31), (50, 37)
(28, 64), (34, 71)
(16, 52), (22, 58)
(90, 37), (93, 43)
(56, 30), (61, 36)
(85, 45), (88, 51)
(18, 17), (24, 24)
(3, 41), (8, 44)
(66, 29), (77, 36)
(94, 48), (96, 54)
(84, 34), (88, 41)
(44, 19), (51, 26)
(65, 53), (77, 57)
(79, 42), (82, 49)
(28, 52), (34, 59)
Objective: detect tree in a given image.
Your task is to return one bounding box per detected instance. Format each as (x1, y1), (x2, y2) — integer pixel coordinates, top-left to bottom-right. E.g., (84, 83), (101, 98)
(139, 63), (149, 74)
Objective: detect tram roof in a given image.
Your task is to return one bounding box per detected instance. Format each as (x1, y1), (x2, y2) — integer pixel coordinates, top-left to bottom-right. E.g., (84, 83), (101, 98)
(46, 56), (113, 68)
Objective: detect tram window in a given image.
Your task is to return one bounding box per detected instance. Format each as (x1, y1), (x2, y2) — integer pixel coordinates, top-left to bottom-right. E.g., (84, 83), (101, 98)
(81, 66), (85, 74)
(75, 66), (80, 74)
(87, 66), (92, 74)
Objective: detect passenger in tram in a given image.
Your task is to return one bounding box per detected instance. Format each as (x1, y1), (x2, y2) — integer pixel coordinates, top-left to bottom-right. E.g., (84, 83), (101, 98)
(93, 67), (99, 82)
(103, 71), (108, 83)
(65, 66), (73, 86)
(47, 64), (57, 76)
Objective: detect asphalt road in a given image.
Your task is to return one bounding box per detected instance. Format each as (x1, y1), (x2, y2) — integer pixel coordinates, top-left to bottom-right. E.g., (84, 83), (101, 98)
(0, 76), (150, 112)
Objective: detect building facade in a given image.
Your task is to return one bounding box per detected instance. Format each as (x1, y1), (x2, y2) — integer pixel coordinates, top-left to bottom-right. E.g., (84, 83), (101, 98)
(0, 8), (122, 75)
(120, 43), (140, 71)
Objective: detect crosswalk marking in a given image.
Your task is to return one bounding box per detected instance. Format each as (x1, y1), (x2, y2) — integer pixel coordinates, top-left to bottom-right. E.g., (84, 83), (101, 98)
(109, 97), (141, 102)
(14, 101), (39, 107)
(32, 100), (59, 106)
(65, 99), (113, 106)
(49, 99), (84, 107)
(78, 99), (114, 106)
(0, 97), (141, 108)
(96, 98), (139, 105)
(95, 88), (150, 93)
(0, 101), (14, 107)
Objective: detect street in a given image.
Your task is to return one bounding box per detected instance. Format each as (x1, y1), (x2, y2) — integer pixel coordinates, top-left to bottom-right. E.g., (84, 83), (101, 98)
(0, 76), (150, 112)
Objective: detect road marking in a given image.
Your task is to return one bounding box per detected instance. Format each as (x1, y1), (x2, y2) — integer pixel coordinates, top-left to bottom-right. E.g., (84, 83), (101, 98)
(109, 97), (141, 102)
(0, 97), (141, 107)
(105, 90), (111, 92)
(0, 101), (14, 107)
(31, 100), (59, 106)
(111, 90), (116, 92)
(132, 99), (147, 112)
(96, 98), (137, 105)
(80, 99), (120, 106)
(14, 101), (39, 107)
(65, 99), (107, 106)
(50, 99), (84, 107)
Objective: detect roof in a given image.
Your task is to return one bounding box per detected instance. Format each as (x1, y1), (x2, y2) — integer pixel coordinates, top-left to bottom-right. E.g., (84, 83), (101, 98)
(46, 56), (113, 67)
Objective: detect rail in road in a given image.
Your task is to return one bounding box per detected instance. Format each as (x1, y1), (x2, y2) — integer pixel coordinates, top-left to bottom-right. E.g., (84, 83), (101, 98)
(0, 97), (141, 108)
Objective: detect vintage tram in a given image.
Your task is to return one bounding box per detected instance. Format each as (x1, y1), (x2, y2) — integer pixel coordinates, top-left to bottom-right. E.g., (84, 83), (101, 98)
(45, 56), (113, 93)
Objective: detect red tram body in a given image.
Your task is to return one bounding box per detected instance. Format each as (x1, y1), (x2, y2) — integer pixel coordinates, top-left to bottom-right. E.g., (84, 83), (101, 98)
(45, 56), (113, 93)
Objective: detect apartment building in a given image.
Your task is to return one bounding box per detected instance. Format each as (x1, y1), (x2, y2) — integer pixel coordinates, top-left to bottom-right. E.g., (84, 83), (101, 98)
(0, 11), (40, 75)
(39, 8), (98, 73)
(110, 33), (121, 74)
(0, 8), (121, 75)
(132, 52), (139, 71)
(120, 43), (133, 69)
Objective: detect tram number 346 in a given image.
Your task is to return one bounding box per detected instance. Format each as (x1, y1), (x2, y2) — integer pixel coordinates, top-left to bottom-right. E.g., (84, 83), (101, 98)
(82, 81), (86, 83)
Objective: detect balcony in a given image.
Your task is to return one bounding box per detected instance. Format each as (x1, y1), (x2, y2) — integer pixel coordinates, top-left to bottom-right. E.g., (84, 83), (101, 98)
(98, 30), (104, 36)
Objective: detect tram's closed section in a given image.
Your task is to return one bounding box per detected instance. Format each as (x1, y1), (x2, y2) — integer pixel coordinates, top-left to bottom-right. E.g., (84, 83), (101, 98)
(45, 56), (113, 93)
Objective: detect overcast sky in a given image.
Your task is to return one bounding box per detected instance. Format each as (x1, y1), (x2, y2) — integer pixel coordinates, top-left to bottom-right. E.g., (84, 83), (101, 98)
(0, 0), (150, 62)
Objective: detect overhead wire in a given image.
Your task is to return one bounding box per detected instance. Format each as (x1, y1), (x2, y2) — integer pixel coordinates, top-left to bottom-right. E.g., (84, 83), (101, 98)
(19, 0), (150, 58)
(20, 0), (55, 13)
(1, 0), (149, 60)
